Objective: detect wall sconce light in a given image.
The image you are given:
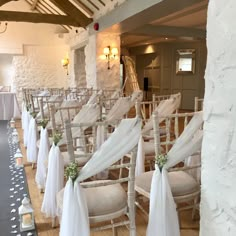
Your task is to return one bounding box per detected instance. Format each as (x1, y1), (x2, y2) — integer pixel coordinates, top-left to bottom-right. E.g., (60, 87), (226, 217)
(61, 56), (69, 75)
(103, 46), (118, 70)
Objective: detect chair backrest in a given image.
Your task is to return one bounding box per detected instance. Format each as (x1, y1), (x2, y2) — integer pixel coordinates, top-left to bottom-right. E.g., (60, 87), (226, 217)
(48, 103), (82, 134)
(30, 94), (51, 113)
(152, 93), (172, 103)
(194, 97), (204, 111)
(140, 100), (160, 121)
(153, 111), (197, 154)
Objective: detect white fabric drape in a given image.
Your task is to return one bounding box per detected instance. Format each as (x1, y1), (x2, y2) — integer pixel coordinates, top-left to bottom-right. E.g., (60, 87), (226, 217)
(60, 117), (142, 236)
(96, 125), (108, 179)
(146, 111), (203, 236)
(142, 93), (181, 135)
(106, 97), (132, 122)
(135, 137), (145, 176)
(23, 111), (31, 147)
(26, 117), (38, 162)
(41, 144), (64, 217)
(59, 104), (101, 145)
(136, 94), (181, 176)
(21, 102), (26, 130)
(46, 99), (82, 129)
(35, 127), (50, 189)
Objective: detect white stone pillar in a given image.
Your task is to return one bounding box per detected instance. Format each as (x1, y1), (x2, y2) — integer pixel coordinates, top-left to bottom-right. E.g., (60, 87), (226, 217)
(84, 32), (120, 89)
(201, 1), (236, 235)
(96, 33), (120, 89)
(85, 34), (97, 88)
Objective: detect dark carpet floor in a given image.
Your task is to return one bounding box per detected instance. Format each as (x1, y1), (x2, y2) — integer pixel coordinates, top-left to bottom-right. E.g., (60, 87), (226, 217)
(0, 121), (37, 236)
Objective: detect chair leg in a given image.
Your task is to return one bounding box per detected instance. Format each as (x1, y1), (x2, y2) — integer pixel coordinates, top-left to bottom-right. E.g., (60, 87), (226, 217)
(111, 220), (118, 236)
(52, 217), (57, 228)
(192, 196), (199, 220)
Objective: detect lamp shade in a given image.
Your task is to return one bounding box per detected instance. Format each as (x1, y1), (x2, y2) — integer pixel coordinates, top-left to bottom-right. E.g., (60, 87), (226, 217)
(103, 47), (110, 55)
(111, 47), (118, 56)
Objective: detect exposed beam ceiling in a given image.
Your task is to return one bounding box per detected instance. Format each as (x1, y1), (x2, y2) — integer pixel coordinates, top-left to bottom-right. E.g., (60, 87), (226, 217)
(50, 0), (92, 27)
(97, 0), (207, 34)
(126, 25), (206, 39)
(0, 0), (92, 28)
(0, 10), (82, 26)
(31, 0), (39, 10)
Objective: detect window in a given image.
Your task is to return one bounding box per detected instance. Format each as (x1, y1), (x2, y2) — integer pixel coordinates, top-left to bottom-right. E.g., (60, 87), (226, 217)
(176, 49), (195, 74)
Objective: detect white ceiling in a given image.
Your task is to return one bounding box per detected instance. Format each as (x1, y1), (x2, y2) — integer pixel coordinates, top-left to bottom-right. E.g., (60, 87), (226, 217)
(121, 0), (208, 47)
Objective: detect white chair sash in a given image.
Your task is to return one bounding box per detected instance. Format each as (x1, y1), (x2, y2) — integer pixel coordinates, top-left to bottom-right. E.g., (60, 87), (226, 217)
(23, 111), (31, 147)
(59, 104), (101, 145)
(136, 94), (181, 176)
(26, 117), (38, 163)
(60, 117), (142, 236)
(41, 144), (64, 217)
(21, 102), (26, 130)
(142, 94), (181, 135)
(35, 127), (50, 189)
(135, 137), (145, 176)
(147, 111), (203, 236)
(106, 97), (132, 122)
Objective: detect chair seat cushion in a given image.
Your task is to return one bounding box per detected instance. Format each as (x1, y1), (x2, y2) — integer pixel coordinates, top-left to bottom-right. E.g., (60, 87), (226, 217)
(135, 170), (199, 197)
(84, 181), (127, 217)
(57, 181), (127, 219)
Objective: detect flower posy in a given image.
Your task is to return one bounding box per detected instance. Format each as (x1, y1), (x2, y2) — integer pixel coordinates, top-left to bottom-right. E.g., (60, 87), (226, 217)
(39, 119), (48, 129)
(53, 131), (62, 146)
(65, 161), (79, 183)
(155, 154), (168, 172)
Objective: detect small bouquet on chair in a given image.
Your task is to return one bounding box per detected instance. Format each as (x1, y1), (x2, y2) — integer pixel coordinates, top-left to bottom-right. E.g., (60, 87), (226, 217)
(65, 161), (79, 183)
(155, 154), (168, 172)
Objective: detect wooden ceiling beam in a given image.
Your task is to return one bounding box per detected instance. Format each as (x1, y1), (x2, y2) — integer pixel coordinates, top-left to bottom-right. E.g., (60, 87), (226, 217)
(50, 0), (92, 28)
(31, 0), (39, 10)
(0, 10), (81, 27)
(71, 0), (94, 17)
(0, 0), (18, 7)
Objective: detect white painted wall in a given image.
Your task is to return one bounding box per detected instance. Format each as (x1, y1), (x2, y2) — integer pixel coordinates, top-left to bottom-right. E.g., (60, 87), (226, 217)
(0, 0), (69, 102)
(200, 1), (236, 235)
(0, 55), (13, 86)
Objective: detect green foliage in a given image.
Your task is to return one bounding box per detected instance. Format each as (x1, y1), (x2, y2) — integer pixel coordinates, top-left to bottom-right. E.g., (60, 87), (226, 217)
(39, 119), (48, 129)
(26, 104), (31, 112)
(30, 111), (37, 118)
(155, 154), (168, 172)
(53, 131), (62, 146)
(65, 161), (79, 183)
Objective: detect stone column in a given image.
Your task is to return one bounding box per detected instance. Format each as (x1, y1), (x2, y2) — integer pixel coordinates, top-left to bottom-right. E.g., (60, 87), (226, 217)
(84, 32), (120, 89)
(201, 1), (236, 235)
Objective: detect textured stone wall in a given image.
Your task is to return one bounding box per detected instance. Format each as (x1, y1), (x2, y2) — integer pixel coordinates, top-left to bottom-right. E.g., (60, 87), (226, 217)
(96, 33), (120, 89)
(12, 45), (69, 103)
(85, 34), (97, 88)
(200, 1), (236, 235)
